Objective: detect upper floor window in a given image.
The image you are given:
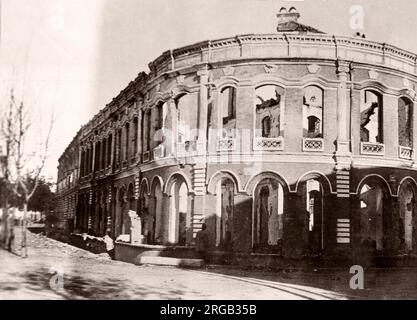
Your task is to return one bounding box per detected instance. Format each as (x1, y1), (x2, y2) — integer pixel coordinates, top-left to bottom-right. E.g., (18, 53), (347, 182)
(107, 134), (112, 167)
(154, 103), (165, 145)
(117, 128), (122, 162)
(220, 87), (236, 138)
(303, 86), (323, 138)
(101, 139), (106, 170)
(94, 141), (101, 172)
(141, 110), (146, 153)
(143, 110), (151, 152)
(175, 94), (191, 143)
(360, 90), (383, 143)
(155, 103), (164, 131)
(125, 122), (130, 160)
(255, 85), (284, 138)
(132, 118), (138, 156)
(398, 97), (413, 148)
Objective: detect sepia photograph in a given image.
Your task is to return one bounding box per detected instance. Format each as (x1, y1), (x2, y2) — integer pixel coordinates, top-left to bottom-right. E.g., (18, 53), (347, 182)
(1, 0), (417, 307)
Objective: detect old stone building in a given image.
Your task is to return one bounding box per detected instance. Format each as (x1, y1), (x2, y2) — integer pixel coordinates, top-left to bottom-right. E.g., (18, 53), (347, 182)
(56, 8), (417, 264)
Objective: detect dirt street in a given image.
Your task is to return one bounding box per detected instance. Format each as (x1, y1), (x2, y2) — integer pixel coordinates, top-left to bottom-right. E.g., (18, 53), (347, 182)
(0, 230), (416, 300)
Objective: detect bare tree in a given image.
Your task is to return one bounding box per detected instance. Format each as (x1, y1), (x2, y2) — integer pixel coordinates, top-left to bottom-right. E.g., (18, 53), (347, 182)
(0, 90), (16, 248)
(0, 89), (54, 257)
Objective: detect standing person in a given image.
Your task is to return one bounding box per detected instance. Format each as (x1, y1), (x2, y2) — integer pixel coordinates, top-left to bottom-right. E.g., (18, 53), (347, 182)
(5, 209), (15, 253)
(196, 223), (209, 263)
(103, 231), (115, 260)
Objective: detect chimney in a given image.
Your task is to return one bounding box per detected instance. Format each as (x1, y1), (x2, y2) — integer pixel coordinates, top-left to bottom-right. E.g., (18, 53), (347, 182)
(277, 7), (300, 30)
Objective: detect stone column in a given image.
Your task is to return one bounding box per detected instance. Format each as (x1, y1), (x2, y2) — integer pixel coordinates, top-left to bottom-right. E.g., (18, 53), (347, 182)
(166, 99), (178, 156)
(197, 65), (209, 144)
(350, 89), (361, 155)
(335, 60), (352, 159)
(383, 94), (399, 159)
(284, 87), (303, 153)
(413, 98), (417, 158)
(207, 87), (219, 154)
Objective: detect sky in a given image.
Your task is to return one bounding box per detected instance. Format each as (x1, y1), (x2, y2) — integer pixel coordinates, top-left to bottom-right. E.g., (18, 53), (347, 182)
(1, 0), (417, 182)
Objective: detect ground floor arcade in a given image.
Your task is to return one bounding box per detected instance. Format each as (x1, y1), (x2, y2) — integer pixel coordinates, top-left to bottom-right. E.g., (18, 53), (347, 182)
(70, 165), (417, 260)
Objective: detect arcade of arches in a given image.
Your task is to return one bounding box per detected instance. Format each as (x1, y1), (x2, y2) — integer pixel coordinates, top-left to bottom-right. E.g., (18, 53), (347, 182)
(74, 172), (417, 258)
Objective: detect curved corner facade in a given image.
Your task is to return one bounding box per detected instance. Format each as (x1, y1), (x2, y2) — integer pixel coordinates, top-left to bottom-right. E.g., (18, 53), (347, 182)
(56, 32), (417, 261)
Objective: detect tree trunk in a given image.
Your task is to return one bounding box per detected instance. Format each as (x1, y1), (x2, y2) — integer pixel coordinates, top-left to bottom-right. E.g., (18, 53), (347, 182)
(1, 200), (9, 248)
(21, 202), (28, 257)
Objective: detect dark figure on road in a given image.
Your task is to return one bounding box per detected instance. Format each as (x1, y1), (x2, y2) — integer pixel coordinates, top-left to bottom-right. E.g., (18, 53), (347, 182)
(5, 209), (15, 253)
(196, 223), (209, 263)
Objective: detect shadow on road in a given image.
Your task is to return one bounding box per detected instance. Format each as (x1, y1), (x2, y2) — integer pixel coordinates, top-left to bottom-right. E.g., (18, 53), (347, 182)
(189, 266), (417, 299)
(0, 266), (202, 299)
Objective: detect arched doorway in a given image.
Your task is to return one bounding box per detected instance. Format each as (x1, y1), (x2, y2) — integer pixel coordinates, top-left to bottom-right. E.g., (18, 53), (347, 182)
(398, 180), (415, 253)
(151, 179), (163, 244)
(168, 176), (190, 245)
(139, 182), (151, 244)
(125, 184), (135, 235)
(359, 178), (389, 254)
(303, 179), (324, 255)
(116, 187), (127, 236)
(253, 178), (284, 253)
(215, 178), (235, 249)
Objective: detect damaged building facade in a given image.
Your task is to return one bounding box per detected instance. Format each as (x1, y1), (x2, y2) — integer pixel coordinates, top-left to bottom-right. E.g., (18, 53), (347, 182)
(56, 8), (417, 264)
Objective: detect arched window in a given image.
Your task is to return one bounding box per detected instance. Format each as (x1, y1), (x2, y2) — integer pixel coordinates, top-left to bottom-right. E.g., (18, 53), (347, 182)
(255, 85), (284, 138)
(303, 86), (323, 138)
(101, 139), (106, 170)
(133, 118), (138, 155)
(220, 87), (236, 138)
(125, 122), (130, 161)
(94, 141), (101, 172)
(154, 102), (165, 146)
(80, 149), (85, 177)
(175, 95), (191, 143)
(145, 110), (151, 152)
(360, 90), (383, 143)
(398, 97), (413, 148)
(107, 134), (112, 167)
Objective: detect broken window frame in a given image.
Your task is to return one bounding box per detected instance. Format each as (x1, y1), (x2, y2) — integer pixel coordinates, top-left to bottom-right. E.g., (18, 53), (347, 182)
(303, 85), (324, 139)
(398, 96), (413, 149)
(219, 86), (237, 139)
(360, 89), (383, 144)
(254, 84), (285, 138)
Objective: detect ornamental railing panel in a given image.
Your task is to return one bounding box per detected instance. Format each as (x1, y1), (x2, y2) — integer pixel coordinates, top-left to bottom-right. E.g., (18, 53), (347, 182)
(399, 146), (414, 160)
(360, 142), (385, 156)
(303, 138), (324, 152)
(253, 137), (284, 151)
(217, 138), (236, 152)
